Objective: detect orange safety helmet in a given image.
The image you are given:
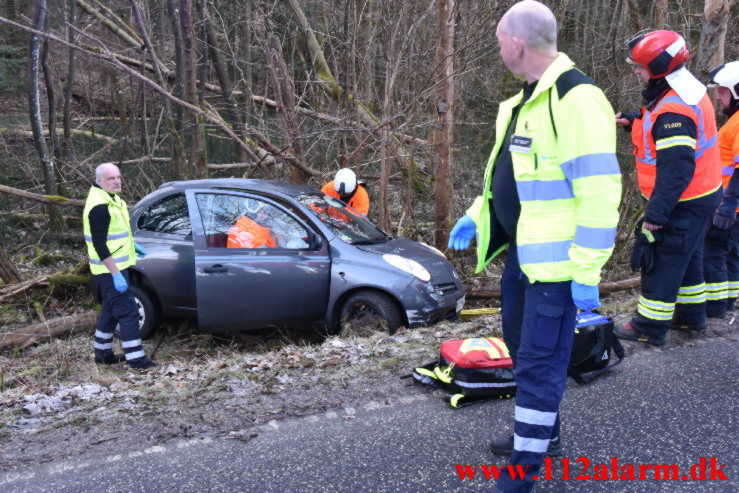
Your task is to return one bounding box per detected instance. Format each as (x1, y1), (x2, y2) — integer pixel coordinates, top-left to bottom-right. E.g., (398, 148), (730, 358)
(627, 30), (689, 79)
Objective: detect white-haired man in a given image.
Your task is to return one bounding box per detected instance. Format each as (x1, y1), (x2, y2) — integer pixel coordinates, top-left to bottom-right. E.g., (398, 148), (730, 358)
(83, 163), (154, 369)
(448, 2), (621, 491)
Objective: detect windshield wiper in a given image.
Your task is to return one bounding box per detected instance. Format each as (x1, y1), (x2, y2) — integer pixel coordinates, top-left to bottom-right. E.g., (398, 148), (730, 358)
(352, 238), (389, 245)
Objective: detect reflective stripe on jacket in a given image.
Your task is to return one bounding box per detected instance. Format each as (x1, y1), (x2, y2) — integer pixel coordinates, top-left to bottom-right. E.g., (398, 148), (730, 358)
(719, 110), (739, 189)
(466, 53), (621, 285)
(82, 186), (135, 275)
(632, 89), (721, 201)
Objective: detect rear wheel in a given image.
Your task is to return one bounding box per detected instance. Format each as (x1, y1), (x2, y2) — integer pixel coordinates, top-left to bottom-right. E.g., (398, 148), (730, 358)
(339, 290), (404, 335)
(115, 284), (161, 340)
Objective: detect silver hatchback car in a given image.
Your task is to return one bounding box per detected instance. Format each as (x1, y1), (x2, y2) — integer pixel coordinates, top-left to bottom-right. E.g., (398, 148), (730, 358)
(124, 179), (465, 337)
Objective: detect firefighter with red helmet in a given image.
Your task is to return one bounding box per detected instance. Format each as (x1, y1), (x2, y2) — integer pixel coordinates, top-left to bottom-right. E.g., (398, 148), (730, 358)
(614, 31), (722, 345)
(702, 61), (739, 317)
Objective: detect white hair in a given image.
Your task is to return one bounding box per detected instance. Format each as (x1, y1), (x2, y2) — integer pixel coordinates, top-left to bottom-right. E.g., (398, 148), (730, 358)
(501, 0), (557, 52)
(95, 162), (118, 181)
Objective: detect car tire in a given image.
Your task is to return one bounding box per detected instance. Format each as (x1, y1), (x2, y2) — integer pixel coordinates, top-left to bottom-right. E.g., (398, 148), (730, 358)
(339, 290), (404, 335)
(114, 284), (161, 340)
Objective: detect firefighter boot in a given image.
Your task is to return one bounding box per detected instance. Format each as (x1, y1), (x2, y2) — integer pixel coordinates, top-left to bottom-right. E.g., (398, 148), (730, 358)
(489, 433), (561, 457)
(94, 350), (125, 365)
(614, 323), (666, 346)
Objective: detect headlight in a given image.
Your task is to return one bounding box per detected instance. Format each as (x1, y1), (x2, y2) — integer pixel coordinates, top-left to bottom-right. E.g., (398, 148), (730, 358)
(420, 242), (446, 258)
(382, 254), (431, 282)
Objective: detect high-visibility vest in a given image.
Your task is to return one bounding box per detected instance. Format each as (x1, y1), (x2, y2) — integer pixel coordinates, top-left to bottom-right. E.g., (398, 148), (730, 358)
(719, 111), (739, 211)
(466, 53), (621, 285)
(321, 181), (370, 215)
(632, 88), (721, 201)
(227, 216), (276, 248)
(82, 186), (135, 275)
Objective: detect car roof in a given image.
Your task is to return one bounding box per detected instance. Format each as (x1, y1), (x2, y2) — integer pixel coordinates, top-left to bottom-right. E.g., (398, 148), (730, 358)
(157, 178), (319, 198)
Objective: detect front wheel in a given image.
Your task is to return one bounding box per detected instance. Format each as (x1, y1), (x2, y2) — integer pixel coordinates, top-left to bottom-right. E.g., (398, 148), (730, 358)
(339, 290), (404, 335)
(115, 284), (161, 340)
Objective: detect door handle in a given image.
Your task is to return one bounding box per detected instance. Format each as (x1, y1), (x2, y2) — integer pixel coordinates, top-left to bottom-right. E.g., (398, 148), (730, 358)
(203, 264), (228, 274)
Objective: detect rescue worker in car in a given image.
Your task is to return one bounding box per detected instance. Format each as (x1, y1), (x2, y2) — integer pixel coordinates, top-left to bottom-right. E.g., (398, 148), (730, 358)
(227, 200), (277, 249)
(448, 2), (621, 491)
(703, 61), (739, 317)
(614, 31), (722, 344)
(83, 163), (154, 369)
(321, 168), (370, 215)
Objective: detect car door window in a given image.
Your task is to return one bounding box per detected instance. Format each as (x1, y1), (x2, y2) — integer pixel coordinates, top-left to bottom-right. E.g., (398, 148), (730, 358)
(195, 193), (309, 249)
(137, 193), (191, 237)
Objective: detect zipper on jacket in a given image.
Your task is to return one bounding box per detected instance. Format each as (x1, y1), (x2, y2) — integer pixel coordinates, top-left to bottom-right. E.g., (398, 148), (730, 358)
(534, 153), (539, 170)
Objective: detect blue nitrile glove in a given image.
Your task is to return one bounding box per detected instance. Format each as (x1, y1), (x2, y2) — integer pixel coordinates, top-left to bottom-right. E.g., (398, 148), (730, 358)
(112, 272), (128, 293)
(448, 215), (476, 251)
(571, 281), (600, 311)
(134, 242), (147, 258)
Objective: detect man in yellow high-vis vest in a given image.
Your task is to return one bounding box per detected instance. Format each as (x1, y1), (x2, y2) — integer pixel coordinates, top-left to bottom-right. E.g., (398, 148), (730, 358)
(83, 163), (154, 369)
(448, 2), (621, 491)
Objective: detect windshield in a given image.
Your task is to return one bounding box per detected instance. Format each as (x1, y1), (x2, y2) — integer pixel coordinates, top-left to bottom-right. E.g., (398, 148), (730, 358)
(296, 194), (389, 245)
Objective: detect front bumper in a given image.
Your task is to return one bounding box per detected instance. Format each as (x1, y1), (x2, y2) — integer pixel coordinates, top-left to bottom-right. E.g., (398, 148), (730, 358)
(400, 280), (465, 327)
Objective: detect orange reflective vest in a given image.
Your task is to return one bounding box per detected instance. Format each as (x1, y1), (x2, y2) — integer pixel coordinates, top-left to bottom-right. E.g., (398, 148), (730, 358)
(632, 89), (721, 201)
(321, 181), (370, 215)
(227, 216), (276, 248)
(719, 111), (739, 211)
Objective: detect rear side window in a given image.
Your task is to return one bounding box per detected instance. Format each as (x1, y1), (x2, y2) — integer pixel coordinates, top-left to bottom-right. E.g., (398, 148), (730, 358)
(195, 193), (309, 249)
(137, 193), (191, 236)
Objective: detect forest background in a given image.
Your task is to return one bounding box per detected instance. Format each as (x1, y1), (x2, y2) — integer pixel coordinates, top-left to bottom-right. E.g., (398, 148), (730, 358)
(0, 0), (737, 307)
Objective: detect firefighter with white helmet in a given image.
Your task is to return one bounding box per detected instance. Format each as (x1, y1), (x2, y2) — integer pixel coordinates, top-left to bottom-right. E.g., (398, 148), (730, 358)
(702, 61), (739, 315)
(614, 31), (722, 345)
(321, 168), (370, 216)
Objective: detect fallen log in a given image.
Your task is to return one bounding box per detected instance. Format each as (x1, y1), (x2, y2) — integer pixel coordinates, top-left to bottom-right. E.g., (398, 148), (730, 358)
(0, 184), (85, 207)
(465, 276), (641, 299)
(0, 310), (98, 351)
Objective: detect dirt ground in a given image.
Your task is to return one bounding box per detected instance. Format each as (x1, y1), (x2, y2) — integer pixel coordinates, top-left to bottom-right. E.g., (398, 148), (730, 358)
(1, 287), (736, 472)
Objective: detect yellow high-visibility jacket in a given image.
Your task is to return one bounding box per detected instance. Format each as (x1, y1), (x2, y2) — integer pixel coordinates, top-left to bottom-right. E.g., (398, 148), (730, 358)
(82, 186), (135, 275)
(466, 53), (622, 285)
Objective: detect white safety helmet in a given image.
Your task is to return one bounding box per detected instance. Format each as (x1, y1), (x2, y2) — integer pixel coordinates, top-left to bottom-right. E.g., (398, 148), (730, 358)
(334, 168), (357, 197)
(709, 61), (739, 100)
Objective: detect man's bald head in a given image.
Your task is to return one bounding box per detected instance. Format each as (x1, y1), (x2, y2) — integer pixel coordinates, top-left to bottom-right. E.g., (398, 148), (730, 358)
(95, 163), (122, 194)
(499, 0), (557, 54)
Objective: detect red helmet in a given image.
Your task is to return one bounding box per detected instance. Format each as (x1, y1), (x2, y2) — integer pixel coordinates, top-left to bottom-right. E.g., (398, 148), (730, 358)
(628, 30), (689, 79)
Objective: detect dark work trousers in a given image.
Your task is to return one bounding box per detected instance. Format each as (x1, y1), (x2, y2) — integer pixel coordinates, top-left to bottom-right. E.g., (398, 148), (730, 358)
(703, 219), (739, 316)
(630, 190), (721, 339)
(92, 269), (146, 362)
(496, 241), (577, 493)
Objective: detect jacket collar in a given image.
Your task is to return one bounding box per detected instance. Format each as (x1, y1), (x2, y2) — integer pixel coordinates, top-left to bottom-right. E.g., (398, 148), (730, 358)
(521, 52), (575, 103)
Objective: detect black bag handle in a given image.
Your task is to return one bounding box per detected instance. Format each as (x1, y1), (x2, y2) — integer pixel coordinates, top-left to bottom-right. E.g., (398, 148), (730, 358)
(570, 337), (625, 384)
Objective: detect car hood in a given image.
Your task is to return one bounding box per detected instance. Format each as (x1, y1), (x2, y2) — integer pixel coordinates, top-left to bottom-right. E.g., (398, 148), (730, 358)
(355, 237), (459, 282)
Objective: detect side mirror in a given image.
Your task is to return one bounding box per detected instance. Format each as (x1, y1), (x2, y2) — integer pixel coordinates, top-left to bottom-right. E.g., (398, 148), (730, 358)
(308, 232), (323, 250)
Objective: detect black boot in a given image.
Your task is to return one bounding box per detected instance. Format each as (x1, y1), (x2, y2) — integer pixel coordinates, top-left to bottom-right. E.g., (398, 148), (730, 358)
(127, 356), (156, 369)
(94, 350), (126, 364)
(490, 433), (561, 456)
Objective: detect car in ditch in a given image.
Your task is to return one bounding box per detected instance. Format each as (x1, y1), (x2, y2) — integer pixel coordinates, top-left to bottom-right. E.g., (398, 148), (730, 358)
(123, 178), (465, 338)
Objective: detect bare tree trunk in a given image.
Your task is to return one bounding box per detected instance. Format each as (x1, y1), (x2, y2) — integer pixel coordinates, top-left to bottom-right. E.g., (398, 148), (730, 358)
(167, 0), (185, 179)
(180, 0), (206, 178)
(696, 0), (731, 81)
(40, 18), (60, 165)
(0, 249), (22, 285)
(433, 0), (454, 249)
(266, 34), (306, 184)
(27, 0), (62, 230)
(654, 0), (668, 30)
(203, 3), (247, 163)
(61, 0), (76, 163)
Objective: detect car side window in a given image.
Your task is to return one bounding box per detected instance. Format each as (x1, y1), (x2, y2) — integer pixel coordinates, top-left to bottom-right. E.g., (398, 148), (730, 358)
(137, 193), (192, 237)
(195, 193), (310, 249)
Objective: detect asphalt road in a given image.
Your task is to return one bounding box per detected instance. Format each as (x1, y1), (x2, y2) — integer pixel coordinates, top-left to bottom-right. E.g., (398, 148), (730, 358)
(2, 336), (736, 493)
